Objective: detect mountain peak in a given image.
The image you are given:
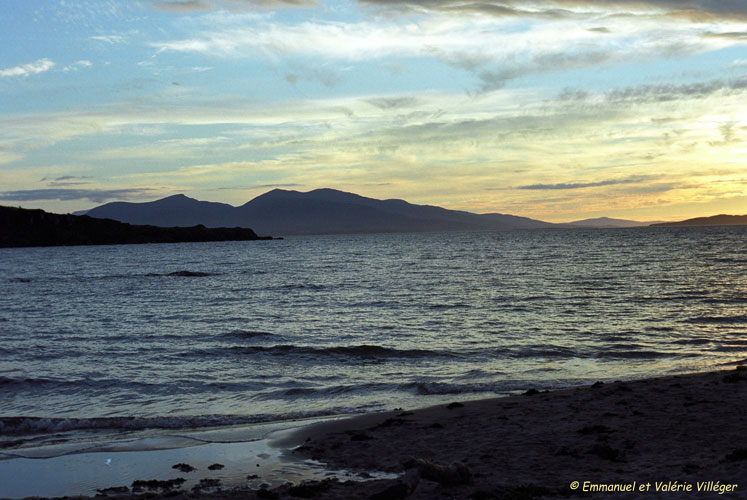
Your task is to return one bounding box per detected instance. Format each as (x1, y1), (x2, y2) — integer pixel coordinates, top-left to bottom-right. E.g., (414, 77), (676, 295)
(159, 193), (195, 202)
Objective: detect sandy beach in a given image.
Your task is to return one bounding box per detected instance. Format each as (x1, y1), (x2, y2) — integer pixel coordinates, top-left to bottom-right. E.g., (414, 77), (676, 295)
(6, 367), (747, 500)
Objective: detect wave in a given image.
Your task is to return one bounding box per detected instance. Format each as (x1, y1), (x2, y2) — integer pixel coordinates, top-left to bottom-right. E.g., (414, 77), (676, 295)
(400, 381), (502, 396)
(712, 257), (747, 264)
(428, 303), (471, 310)
(146, 270), (216, 278)
(276, 283), (326, 290)
(685, 314), (747, 325)
(182, 344), (455, 360)
(595, 350), (672, 359)
(670, 338), (712, 345)
(0, 376), (162, 392)
(0, 411), (331, 438)
(507, 346), (577, 359)
(0, 376), (262, 395)
(255, 383), (392, 400)
(220, 330), (275, 340)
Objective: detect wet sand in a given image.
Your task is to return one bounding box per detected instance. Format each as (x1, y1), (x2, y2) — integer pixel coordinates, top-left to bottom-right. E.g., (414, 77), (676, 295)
(7, 367), (747, 499)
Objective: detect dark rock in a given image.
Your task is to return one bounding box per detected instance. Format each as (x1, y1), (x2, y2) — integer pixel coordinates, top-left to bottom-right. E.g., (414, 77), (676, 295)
(131, 478), (186, 491)
(555, 446), (580, 458)
(723, 373), (746, 383)
(256, 489), (279, 500)
(523, 389), (540, 396)
(207, 463), (225, 470)
(349, 431), (374, 441)
(446, 402), (464, 409)
(592, 381), (605, 388)
(577, 424), (613, 435)
(195, 478), (221, 489)
(471, 484), (554, 499)
(369, 470), (419, 500)
(287, 480), (331, 498)
(588, 444), (621, 461)
(171, 463), (196, 473)
(376, 418), (407, 428)
(682, 463), (701, 474)
(96, 486), (130, 495)
(404, 458), (471, 486)
(724, 448), (747, 462)
(368, 482), (409, 500)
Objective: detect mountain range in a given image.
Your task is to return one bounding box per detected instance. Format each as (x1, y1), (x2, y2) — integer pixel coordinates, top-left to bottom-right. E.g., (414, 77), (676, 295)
(80, 188), (558, 236)
(77, 188), (743, 236)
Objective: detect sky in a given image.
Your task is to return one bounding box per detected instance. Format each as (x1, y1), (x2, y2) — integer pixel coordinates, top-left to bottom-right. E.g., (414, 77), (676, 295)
(1, 0), (746, 222)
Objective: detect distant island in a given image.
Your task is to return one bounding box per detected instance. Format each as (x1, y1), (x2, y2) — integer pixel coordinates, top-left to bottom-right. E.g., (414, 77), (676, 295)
(557, 217), (655, 228)
(650, 214), (747, 227)
(0, 205), (274, 248)
(77, 188), (557, 235)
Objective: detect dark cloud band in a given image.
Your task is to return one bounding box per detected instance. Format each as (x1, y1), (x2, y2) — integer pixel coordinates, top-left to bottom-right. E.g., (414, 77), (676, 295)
(0, 188), (156, 203)
(517, 176), (652, 190)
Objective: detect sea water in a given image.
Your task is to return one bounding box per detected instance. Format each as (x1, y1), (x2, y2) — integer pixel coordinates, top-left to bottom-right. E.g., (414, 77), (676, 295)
(1, 226), (745, 490)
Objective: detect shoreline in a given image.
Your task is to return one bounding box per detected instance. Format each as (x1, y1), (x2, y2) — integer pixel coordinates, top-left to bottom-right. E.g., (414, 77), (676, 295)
(3, 367), (746, 499)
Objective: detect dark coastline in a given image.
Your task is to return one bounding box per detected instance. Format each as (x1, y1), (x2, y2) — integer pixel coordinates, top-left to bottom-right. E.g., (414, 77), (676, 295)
(651, 214), (747, 227)
(0, 205), (275, 248)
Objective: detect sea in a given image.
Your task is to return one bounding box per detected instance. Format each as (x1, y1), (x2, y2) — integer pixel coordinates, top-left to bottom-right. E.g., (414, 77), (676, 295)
(1, 226), (746, 493)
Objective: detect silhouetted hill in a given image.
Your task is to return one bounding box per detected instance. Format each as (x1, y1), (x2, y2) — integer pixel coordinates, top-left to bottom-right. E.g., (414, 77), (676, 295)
(0, 205), (272, 248)
(84, 188), (554, 235)
(83, 194), (241, 227)
(559, 217), (653, 228)
(650, 214), (747, 227)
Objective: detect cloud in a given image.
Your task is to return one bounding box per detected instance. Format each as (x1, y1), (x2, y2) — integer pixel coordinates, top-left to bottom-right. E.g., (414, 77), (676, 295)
(150, 3), (744, 96)
(701, 31), (747, 40)
(516, 176), (653, 190)
(151, 0), (213, 12)
(365, 97), (421, 110)
(282, 63), (343, 88)
(40, 175), (93, 187)
(0, 59), (55, 78)
(606, 75), (747, 103)
(0, 188), (157, 203)
(357, 0), (747, 22)
(90, 35), (125, 43)
(249, 183), (302, 188)
(150, 0), (315, 12)
(62, 60), (93, 72)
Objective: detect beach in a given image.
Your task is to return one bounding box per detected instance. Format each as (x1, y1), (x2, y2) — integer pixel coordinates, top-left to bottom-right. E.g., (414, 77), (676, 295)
(273, 367), (747, 499)
(6, 367), (746, 500)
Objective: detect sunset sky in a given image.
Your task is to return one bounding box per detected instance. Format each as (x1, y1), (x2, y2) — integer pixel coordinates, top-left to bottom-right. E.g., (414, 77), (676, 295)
(1, 0), (746, 222)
